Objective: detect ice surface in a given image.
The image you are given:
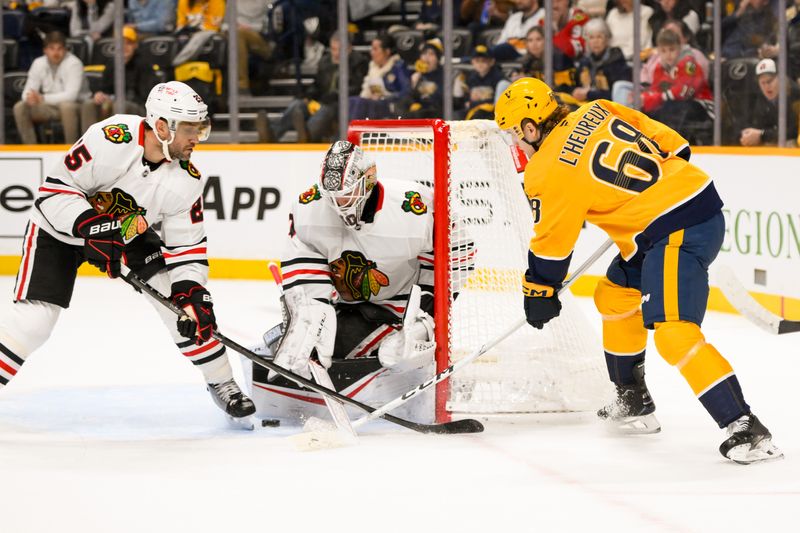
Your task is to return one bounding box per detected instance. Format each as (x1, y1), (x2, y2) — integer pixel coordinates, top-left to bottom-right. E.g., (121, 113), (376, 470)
(0, 276), (797, 533)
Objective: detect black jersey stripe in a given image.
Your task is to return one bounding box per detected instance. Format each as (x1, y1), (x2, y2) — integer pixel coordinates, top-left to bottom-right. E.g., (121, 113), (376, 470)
(165, 259), (209, 270)
(281, 257), (329, 266)
(162, 237), (208, 250)
(283, 278), (334, 292)
(0, 342), (24, 366)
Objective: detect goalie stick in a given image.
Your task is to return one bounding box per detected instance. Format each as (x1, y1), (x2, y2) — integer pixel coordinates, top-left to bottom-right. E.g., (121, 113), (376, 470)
(267, 261), (359, 447)
(118, 264), (484, 435)
(350, 237), (616, 428)
(716, 266), (800, 335)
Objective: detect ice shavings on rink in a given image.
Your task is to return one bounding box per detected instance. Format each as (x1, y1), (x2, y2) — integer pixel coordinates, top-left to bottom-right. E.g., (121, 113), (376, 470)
(0, 276), (798, 533)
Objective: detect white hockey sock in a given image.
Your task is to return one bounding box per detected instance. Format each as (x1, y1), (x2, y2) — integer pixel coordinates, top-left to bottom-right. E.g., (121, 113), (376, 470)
(0, 300), (61, 387)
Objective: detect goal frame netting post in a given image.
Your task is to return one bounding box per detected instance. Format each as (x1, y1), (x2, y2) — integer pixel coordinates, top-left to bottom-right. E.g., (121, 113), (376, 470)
(349, 119), (453, 422)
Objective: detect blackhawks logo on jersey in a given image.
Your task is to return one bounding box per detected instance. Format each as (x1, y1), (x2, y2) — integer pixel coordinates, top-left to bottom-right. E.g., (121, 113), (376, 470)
(88, 187), (148, 242)
(299, 184), (322, 204)
(179, 160), (201, 179)
(102, 123), (133, 144)
(330, 251), (389, 302)
(402, 191), (427, 215)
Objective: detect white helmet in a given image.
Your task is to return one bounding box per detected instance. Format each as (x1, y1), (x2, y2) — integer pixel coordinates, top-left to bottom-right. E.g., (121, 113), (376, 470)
(145, 81), (210, 159)
(319, 141), (377, 230)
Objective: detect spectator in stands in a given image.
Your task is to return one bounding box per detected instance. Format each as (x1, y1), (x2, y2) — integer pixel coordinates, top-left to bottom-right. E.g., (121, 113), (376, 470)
(79, 26), (158, 132)
(642, 19), (709, 84)
(575, 0), (606, 18)
(455, 44), (506, 120)
(175, 0), (224, 33)
(605, 0), (654, 61)
(755, 0), (800, 82)
(498, 26), (577, 95)
(349, 34), (411, 121)
(491, 0), (544, 61)
(649, 0), (701, 45)
(549, 0), (589, 60)
(572, 17), (630, 103)
(413, 0), (444, 32)
(128, 0), (177, 36)
(402, 38), (445, 119)
(640, 28), (712, 139)
(259, 31), (368, 143)
(301, 17), (327, 73)
(236, 0), (274, 96)
(721, 0), (776, 59)
(171, 0), (225, 66)
(13, 31), (83, 144)
(460, 0), (513, 38)
(739, 58), (800, 147)
(70, 0), (115, 45)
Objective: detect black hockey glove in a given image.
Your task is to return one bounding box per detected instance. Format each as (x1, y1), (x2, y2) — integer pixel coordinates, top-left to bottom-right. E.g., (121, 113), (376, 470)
(73, 209), (126, 278)
(522, 276), (562, 329)
(171, 280), (216, 344)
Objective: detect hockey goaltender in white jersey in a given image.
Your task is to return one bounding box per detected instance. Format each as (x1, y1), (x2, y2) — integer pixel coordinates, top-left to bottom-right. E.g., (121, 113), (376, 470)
(0, 81), (255, 425)
(247, 141), (475, 423)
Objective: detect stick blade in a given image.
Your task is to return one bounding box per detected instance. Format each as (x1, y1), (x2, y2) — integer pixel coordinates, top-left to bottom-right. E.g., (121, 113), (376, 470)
(422, 418), (485, 434)
(289, 416), (359, 451)
(777, 320), (800, 335)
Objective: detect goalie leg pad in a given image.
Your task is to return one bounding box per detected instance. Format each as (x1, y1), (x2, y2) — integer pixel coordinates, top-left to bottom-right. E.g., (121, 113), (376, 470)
(654, 321), (749, 427)
(594, 277), (648, 386)
(270, 291), (336, 380)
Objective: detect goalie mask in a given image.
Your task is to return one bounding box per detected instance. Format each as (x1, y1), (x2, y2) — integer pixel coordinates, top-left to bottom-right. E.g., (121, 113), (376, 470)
(319, 141), (377, 229)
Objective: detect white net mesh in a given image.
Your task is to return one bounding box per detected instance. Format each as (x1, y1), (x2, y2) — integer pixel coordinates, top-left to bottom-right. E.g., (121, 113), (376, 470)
(355, 120), (612, 415)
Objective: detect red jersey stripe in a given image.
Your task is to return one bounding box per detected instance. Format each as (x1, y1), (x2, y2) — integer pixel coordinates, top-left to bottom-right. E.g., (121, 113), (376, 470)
(16, 224), (37, 302)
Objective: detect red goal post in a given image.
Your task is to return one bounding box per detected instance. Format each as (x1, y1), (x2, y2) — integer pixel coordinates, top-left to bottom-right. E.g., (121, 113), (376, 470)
(348, 119), (609, 423)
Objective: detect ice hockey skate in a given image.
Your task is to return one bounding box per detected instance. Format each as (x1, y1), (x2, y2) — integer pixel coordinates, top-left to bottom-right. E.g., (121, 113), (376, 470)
(208, 379), (257, 430)
(719, 414), (784, 465)
(597, 360), (661, 434)
(597, 383), (661, 434)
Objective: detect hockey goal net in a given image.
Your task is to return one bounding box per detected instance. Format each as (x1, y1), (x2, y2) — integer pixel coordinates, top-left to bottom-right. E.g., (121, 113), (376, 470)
(348, 119), (611, 422)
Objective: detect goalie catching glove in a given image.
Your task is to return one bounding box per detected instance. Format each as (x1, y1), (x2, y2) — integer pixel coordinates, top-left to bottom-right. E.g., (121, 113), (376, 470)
(378, 285), (436, 370)
(73, 209), (126, 278)
(522, 275), (561, 329)
(171, 280), (217, 344)
(269, 291), (336, 381)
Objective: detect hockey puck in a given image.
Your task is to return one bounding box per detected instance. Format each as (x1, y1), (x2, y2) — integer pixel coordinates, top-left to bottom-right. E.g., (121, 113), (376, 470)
(261, 419), (281, 428)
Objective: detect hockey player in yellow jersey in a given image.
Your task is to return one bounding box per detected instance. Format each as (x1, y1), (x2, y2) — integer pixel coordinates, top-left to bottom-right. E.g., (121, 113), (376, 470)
(495, 77), (782, 464)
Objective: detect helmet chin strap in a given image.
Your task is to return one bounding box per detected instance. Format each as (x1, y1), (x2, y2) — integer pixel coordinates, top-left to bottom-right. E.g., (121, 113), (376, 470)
(521, 124), (544, 152)
(154, 126), (175, 162)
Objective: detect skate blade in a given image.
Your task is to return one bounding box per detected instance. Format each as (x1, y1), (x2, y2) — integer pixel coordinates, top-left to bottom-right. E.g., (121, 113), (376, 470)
(288, 416), (358, 452)
(726, 438), (785, 465)
(226, 415), (255, 431)
(605, 413), (662, 435)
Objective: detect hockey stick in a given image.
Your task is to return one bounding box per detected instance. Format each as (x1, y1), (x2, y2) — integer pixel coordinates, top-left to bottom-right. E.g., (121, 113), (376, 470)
(716, 266), (800, 335)
(350, 237), (616, 428)
(118, 264), (483, 435)
(267, 261), (359, 448)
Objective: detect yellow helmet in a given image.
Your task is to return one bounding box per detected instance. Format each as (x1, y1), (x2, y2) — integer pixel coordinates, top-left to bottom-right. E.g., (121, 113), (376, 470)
(494, 77), (558, 138)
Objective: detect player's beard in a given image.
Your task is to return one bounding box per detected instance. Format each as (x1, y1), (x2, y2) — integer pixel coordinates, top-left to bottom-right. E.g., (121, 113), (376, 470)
(168, 143), (191, 161)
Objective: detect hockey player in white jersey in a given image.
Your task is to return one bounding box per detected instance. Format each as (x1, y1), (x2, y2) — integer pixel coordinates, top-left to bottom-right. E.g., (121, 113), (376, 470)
(0, 81), (255, 423)
(249, 141), (474, 421)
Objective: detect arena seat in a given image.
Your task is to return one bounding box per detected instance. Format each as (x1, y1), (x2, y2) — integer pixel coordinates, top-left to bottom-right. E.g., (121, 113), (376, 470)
(139, 36), (179, 72)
